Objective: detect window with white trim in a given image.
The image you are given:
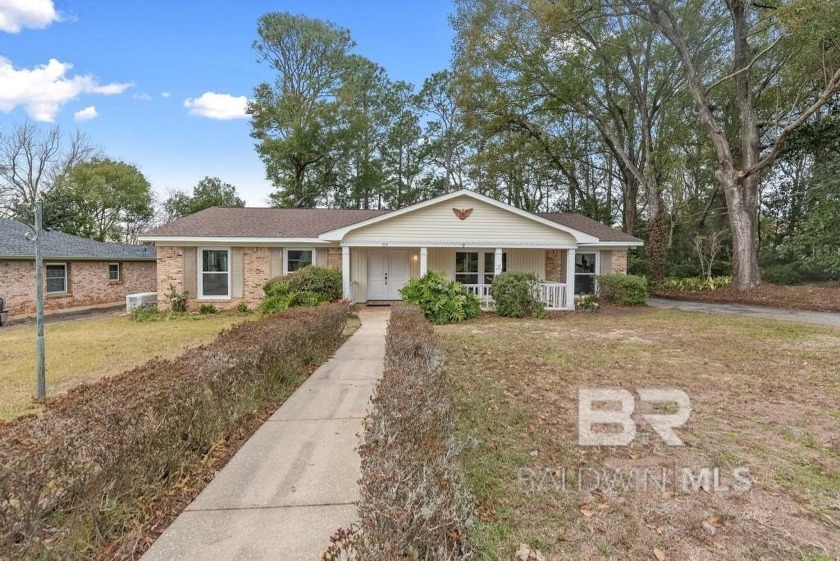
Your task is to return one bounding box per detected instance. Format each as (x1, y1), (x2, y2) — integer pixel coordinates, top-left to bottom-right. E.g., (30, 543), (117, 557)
(574, 252), (597, 295)
(286, 249), (314, 273)
(483, 252), (507, 285)
(455, 252), (479, 285)
(200, 249), (230, 297)
(46, 263), (67, 294)
(108, 263), (120, 282)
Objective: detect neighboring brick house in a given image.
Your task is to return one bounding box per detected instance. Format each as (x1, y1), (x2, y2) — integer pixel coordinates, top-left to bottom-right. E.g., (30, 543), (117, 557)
(0, 218), (157, 317)
(139, 189), (642, 312)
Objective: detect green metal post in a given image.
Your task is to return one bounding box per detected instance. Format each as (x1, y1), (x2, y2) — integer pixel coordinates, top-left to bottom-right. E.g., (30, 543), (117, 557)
(35, 200), (45, 399)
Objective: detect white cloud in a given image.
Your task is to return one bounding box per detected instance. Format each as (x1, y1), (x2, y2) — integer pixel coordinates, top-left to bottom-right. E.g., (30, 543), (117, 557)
(0, 57), (132, 122)
(161, 91), (171, 98)
(73, 105), (97, 122)
(0, 0), (60, 33)
(184, 92), (248, 120)
(133, 92), (152, 101)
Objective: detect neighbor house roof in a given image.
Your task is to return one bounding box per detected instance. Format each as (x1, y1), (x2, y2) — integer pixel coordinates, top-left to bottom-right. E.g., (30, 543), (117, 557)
(0, 218), (156, 261)
(538, 213), (641, 243)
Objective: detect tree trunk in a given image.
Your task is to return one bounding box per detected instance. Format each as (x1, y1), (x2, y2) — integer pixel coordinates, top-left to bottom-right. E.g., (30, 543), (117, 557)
(719, 169), (761, 290)
(622, 167), (638, 234)
(645, 182), (667, 283)
(728, 0), (761, 290)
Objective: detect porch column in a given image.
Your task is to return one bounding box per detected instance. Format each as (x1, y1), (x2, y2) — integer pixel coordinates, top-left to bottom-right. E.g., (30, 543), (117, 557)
(564, 248), (576, 310)
(420, 246), (428, 276)
(494, 248), (503, 276)
(342, 246), (351, 301)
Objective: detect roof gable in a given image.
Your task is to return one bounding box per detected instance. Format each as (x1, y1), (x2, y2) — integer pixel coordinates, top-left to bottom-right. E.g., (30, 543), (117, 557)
(319, 189), (600, 244)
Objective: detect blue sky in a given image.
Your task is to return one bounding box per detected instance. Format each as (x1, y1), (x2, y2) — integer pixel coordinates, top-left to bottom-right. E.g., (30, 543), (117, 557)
(0, 0), (455, 205)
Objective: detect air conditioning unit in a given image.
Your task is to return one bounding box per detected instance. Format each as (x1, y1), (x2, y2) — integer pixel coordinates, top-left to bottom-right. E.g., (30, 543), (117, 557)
(126, 292), (158, 312)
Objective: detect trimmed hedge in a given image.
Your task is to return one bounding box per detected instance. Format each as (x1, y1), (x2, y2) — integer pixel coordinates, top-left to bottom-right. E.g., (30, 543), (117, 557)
(595, 273), (649, 305)
(324, 304), (474, 560)
(260, 265), (343, 313)
(0, 303), (348, 559)
(490, 271), (545, 318)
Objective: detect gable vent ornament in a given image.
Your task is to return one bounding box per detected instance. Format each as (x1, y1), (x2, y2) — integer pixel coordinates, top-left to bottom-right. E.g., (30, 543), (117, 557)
(453, 208), (473, 220)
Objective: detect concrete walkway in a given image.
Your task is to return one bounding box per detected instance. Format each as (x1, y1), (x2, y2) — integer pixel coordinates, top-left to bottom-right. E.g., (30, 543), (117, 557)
(648, 297), (840, 328)
(142, 309), (389, 561)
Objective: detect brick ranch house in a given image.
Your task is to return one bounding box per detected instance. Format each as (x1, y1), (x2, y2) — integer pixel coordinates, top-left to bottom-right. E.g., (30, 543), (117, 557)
(0, 218), (157, 317)
(139, 189), (643, 312)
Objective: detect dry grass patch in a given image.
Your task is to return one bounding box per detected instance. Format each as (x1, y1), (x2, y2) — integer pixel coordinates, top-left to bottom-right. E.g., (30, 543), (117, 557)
(0, 312), (244, 419)
(439, 309), (840, 560)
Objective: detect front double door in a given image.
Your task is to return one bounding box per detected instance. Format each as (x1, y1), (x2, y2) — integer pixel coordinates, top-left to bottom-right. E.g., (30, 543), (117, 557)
(367, 249), (410, 301)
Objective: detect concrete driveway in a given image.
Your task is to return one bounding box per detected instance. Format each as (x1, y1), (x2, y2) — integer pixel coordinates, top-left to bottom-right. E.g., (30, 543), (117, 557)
(142, 309), (389, 561)
(648, 297), (840, 328)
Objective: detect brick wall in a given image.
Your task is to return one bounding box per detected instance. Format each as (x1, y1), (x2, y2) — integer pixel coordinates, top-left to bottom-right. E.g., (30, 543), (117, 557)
(243, 247), (271, 304)
(157, 246), (276, 312)
(611, 250), (628, 274)
(0, 259), (156, 316)
(155, 246), (184, 307)
(545, 249), (565, 282)
(327, 247), (342, 270)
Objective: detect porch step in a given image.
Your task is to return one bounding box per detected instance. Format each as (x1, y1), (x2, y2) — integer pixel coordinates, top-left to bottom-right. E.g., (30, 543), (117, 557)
(364, 300), (394, 307)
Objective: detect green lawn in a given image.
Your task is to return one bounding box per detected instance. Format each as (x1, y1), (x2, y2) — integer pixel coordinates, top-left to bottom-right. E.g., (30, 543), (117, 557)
(0, 312), (245, 419)
(439, 309), (840, 560)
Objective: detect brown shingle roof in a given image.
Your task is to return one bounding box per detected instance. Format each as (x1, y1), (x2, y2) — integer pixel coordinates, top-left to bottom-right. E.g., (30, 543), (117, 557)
(143, 207), (389, 238)
(539, 213), (642, 243)
(141, 206), (641, 244)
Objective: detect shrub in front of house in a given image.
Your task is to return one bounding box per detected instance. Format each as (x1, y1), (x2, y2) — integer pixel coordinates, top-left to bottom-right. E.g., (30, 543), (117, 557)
(260, 265), (342, 314)
(659, 276), (732, 292)
(399, 271), (481, 324)
(490, 271), (545, 318)
(165, 283), (188, 312)
(577, 293), (600, 312)
(323, 304), (474, 559)
(595, 273), (649, 305)
(0, 303), (348, 559)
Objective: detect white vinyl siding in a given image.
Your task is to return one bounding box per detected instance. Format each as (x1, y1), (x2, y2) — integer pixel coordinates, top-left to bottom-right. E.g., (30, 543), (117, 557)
(343, 195), (576, 246)
(351, 247), (547, 302)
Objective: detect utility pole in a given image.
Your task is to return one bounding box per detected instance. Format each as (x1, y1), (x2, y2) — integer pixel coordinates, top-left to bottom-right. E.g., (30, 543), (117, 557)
(34, 200), (46, 399)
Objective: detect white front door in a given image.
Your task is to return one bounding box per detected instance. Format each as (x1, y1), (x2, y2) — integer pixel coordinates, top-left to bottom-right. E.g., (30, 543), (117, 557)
(367, 250), (410, 300)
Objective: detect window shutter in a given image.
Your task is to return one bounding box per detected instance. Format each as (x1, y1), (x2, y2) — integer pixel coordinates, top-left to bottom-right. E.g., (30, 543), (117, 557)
(183, 247), (197, 298)
(316, 248), (329, 266)
(269, 248), (283, 278)
(231, 248), (244, 298)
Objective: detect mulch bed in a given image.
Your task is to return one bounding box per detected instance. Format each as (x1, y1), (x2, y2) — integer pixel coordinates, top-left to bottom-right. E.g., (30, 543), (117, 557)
(651, 282), (840, 313)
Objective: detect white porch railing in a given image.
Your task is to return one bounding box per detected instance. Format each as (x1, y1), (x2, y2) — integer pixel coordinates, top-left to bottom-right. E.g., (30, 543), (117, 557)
(538, 282), (567, 310)
(464, 282), (568, 311)
(464, 284), (494, 310)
